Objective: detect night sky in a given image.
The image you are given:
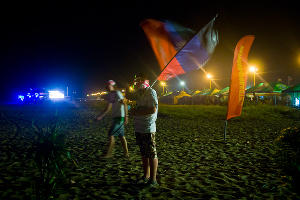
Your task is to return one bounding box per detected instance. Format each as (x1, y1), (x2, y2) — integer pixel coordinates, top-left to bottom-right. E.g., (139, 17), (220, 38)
(1, 1), (300, 101)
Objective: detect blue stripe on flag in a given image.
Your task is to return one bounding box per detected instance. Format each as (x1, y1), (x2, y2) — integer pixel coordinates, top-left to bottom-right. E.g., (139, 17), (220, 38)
(173, 17), (218, 72)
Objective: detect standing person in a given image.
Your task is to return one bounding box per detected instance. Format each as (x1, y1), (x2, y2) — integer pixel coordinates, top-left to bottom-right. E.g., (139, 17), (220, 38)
(129, 74), (159, 187)
(97, 80), (129, 158)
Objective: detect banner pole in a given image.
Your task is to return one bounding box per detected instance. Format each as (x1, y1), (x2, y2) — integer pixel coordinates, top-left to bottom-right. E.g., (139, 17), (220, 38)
(224, 120), (228, 142)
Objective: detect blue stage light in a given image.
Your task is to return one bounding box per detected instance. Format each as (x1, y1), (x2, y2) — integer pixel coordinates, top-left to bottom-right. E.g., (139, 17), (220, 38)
(49, 90), (64, 99)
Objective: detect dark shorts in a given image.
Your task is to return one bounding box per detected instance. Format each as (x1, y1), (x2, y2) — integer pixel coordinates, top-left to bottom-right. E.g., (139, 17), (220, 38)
(135, 132), (157, 159)
(108, 117), (125, 137)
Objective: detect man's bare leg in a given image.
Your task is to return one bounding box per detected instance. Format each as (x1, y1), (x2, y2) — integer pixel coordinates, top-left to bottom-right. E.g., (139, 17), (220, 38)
(103, 136), (115, 158)
(142, 157), (150, 179)
(120, 136), (129, 157)
(150, 158), (158, 182)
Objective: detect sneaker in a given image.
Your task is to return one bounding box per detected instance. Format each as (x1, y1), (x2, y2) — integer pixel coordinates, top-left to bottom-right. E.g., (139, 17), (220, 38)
(147, 180), (159, 188)
(136, 176), (149, 185)
(101, 154), (113, 159)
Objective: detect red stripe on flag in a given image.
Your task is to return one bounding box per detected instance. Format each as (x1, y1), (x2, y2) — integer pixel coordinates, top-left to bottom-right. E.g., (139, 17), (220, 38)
(141, 19), (177, 71)
(157, 58), (185, 80)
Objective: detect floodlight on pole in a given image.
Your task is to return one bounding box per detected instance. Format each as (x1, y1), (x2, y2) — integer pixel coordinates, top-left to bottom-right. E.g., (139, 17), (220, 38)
(249, 66), (258, 86)
(206, 73), (213, 89)
(160, 81), (166, 94)
(180, 81), (185, 91)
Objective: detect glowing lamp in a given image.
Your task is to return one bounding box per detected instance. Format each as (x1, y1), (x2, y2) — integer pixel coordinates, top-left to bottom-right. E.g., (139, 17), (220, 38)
(49, 91), (64, 99)
(249, 66), (257, 72)
(206, 73), (212, 79)
(180, 81), (185, 86)
(160, 81), (166, 86)
(249, 65), (258, 86)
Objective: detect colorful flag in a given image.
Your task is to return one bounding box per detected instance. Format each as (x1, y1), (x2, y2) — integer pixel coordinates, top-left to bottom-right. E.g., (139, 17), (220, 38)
(226, 35), (255, 120)
(141, 17), (218, 81)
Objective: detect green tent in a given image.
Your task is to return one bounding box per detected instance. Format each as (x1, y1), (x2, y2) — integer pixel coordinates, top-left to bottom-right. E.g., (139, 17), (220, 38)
(193, 89), (211, 96)
(282, 84), (300, 107)
(162, 91), (173, 97)
(246, 82), (264, 93)
(272, 82), (289, 92)
(194, 88), (219, 96)
(246, 82), (288, 93)
(282, 84), (300, 93)
(209, 88), (220, 96)
(260, 82), (288, 93)
(216, 86), (230, 95)
(201, 88), (214, 95)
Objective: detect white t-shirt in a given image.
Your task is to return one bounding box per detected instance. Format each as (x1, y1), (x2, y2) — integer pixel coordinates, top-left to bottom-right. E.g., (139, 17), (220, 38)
(134, 87), (158, 133)
(105, 90), (125, 118)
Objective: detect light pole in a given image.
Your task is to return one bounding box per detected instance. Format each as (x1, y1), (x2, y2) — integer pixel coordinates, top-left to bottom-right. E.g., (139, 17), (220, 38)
(180, 81), (185, 91)
(249, 66), (258, 86)
(160, 81), (166, 95)
(206, 73), (213, 89)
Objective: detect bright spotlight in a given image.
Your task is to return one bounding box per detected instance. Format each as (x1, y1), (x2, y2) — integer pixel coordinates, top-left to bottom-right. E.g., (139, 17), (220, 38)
(160, 81), (166, 86)
(206, 73), (212, 79)
(49, 91), (64, 99)
(249, 66), (257, 72)
(180, 81), (185, 86)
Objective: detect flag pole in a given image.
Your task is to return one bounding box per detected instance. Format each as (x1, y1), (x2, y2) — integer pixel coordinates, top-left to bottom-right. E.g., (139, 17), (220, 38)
(224, 120), (228, 142)
(151, 79), (158, 87)
(151, 14), (218, 87)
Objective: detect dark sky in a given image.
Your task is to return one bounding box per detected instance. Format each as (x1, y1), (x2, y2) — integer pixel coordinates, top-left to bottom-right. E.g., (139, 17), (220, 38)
(1, 1), (300, 100)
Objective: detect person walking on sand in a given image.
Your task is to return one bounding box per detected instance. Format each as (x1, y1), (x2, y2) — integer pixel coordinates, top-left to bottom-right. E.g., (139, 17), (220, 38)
(97, 80), (129, 158)
(128, 73), (159, 187)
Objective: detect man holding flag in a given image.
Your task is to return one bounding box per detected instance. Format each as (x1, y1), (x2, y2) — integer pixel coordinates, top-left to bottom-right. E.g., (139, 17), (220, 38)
(128, 73), (159, 188)
(130, 16), (218, 186)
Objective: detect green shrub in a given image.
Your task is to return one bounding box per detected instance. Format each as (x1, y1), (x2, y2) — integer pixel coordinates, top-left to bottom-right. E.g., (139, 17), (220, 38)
(275, 126), (300, 191)
(30, 119), (77, 200)
(276, 127), (300, 150)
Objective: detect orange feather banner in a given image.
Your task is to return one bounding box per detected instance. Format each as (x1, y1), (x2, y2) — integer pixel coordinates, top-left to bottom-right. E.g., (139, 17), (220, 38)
(226, 35), (255, 120)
